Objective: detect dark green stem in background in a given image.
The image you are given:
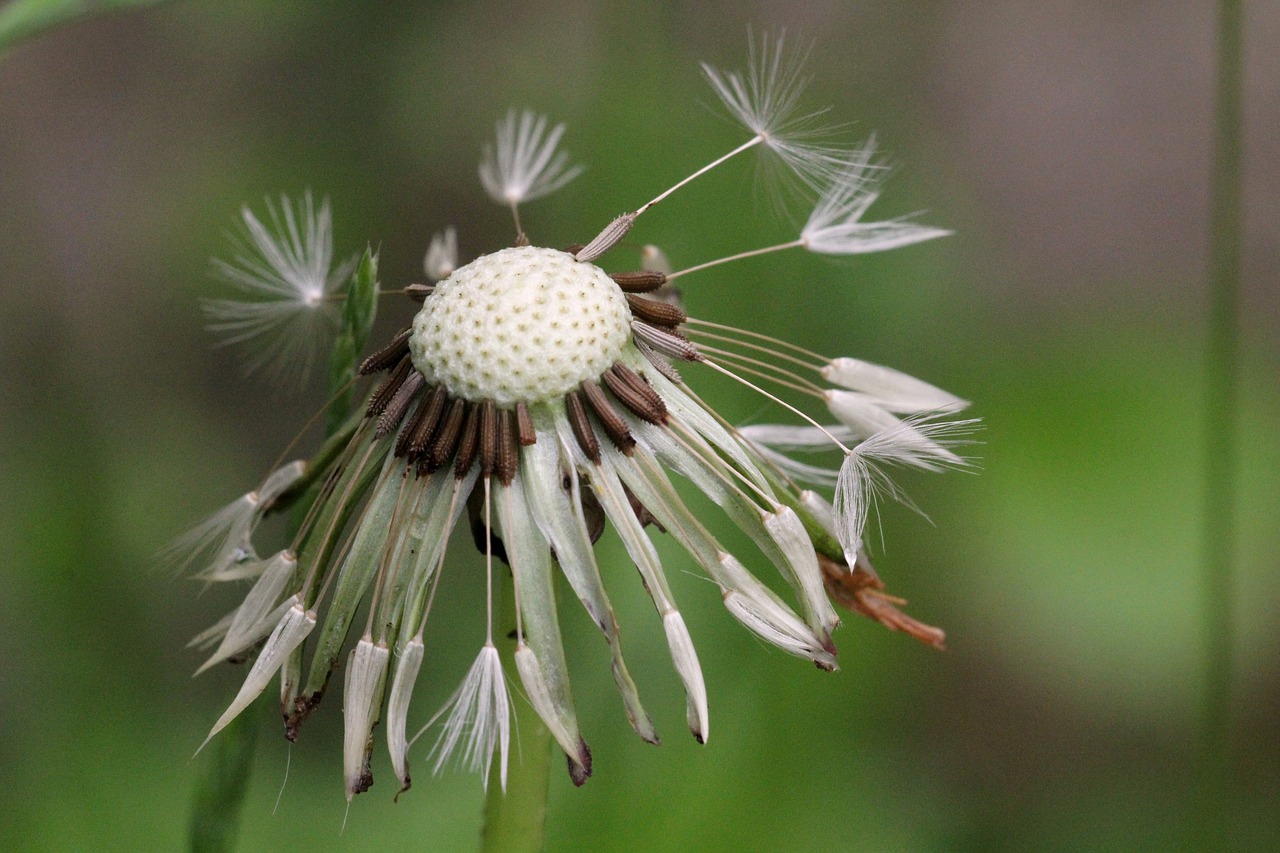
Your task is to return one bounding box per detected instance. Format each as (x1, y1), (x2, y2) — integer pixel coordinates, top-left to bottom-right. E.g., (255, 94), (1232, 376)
(482, 571), (554, 853)
(188, 706), (259, 853)
(1194, 0), (1242, 846)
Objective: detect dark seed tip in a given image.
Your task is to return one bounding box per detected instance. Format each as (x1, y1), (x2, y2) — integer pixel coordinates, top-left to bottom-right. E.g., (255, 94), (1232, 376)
(567, 745), (592, 787)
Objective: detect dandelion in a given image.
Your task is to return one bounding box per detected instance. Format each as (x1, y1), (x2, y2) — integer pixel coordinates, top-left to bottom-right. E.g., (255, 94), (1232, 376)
(175, 34), (975, 802)
(479, 109), (583, 238)
(423, 227), (458, 282)
(204, 192), (355, 384)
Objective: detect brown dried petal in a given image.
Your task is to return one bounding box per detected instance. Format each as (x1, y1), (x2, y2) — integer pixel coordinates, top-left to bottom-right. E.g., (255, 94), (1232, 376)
(818, 552), (947, 650)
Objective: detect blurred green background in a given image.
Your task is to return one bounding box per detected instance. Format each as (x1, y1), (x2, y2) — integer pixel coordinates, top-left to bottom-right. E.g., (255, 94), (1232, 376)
(1, 1), (1276, 851)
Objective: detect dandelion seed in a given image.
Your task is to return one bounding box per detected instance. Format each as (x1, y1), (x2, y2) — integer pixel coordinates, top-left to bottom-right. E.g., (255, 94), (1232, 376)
(799, 140), (953, 255)
(204, 192), (354, 385)
(425, 643), (511, 791)
(480, 109), (582, 236)
(700, 29), (848, 192)
(662, 141), (949, 284)
(178, 38), (976, 800)
(423, 227), (458, 282)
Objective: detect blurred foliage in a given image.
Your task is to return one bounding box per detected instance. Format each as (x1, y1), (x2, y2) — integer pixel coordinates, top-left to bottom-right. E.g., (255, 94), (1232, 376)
(326, 247), (379, 434)
(0, 2), (1276, 852)
(0, 0), (171, 53)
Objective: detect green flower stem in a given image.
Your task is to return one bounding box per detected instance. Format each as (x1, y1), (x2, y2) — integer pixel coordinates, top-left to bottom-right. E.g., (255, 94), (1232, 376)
(1194, 0), (1242, 844)
(188, 703), (259, 853)
(482, 570), (553, 853)
(268, 412), (362, 516)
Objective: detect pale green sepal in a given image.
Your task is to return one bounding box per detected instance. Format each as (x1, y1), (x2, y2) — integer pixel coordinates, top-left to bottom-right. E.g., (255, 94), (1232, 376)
(196, 550), (298, 674)
(520, 406), (658, 744)
(607, 443), (833, 667)
(514, 643), (589, 772)
(631, 417), (830, 638)
(387, 637), (425, 791)
(279, 643), (303, 717)
(201, 602), (316, 751)
(718, 552), (838, 669)
(763, 507), (840, 636)
(798, 489), (837, 540)
(371, 475), (431, 639)
(497, 475), (588, 771)
(343, 637), (390, 800)
(559, 420), (709, 742)
(291, 423), (383, 604)
(302, 455), (404, 697)
(662, 612), (709, 743)
(327, 246), (379, 434)
(258, 461), (307, 505)
(395, 470), (477, 641)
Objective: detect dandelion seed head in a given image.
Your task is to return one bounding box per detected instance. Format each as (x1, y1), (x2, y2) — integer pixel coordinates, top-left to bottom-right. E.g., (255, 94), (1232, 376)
(409, 246), (631, 406)
(181, 34), (975, 800)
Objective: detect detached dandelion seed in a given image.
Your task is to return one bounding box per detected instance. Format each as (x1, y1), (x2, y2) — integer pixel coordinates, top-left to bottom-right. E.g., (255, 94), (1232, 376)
(480, 109), (583, 239)
(424, 227), (458, 282)
(173, 32), (976, 802)
(204, 192), (355, 385)
(698, 29), (849, 193)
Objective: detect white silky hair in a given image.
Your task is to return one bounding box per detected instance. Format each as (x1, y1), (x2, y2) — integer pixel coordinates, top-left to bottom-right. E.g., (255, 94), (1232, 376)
(833, 415), (980, 563)
(423, 226), (458, 281)
(421, 643), (511, 792)
(160, 461), (305, 580)
(479, 109), (583, 206)
(800, 145), (952, 255)
(701, 30), (848, 191)
(204, 192), (354, 384)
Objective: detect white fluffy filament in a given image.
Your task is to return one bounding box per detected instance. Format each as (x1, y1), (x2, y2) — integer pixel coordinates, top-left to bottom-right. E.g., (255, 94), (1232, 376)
(833, 415), (980, 562)
(205, 192), (352, 384)
(479, 109), (583, 207)
(800, 144), (952, 255)
(701, 30), (846, 190)
(425, 644), (511, 791)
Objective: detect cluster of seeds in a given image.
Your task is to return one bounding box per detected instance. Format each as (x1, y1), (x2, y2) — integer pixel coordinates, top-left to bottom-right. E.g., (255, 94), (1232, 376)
(182, 35), (973, 803)
(364, 245), (693, 485)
